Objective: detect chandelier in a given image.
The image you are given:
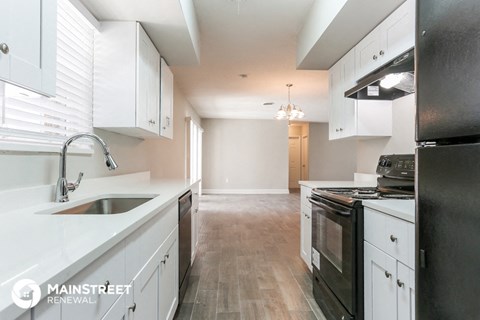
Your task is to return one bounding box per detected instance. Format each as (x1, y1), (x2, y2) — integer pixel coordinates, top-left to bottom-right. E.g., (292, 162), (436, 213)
(275, 84), (304, 120)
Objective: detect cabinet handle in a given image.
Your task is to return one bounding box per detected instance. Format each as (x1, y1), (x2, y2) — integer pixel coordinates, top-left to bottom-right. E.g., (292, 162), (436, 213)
(166, 116), (171, 126)
(149, 119), (156, 125)
(373, 54), (378, 61)
(397, 279), (404, 288)
(129, 302), (137, 312)
(385, 271), (392, 279)
(336, 129), (339, 132)
(379, 50), (385, 56)
(0, 43), (9, 54)
(103, 280), (110, 293)
(390, 235), (398, 242)
(165, 253), (170, 259)
(339, 128), (343, 131)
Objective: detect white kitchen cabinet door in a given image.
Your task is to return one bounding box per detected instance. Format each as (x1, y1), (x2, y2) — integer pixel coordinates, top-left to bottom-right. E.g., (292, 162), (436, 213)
(328, 58), (343, 140)
(136, 25), (160, 134)
(130, 254), (160, 320)
(364, 242), (397, 320)
(158, 228), (179, 320)
(354, 27), (382, 81)
(340, 49), (357, 139)
(0, 0), (56, 96)
(32, 296), (61, 320)
(380, 0), (415, 64)
(160, 58), (174, 139)
(397, 262), (415, 320)
(355, 0), (414, 81)
(101, 293), (126, 320)
(61, 241), (126, 320)
(300, 205), (312, 271)
(94, 22), (160, 138)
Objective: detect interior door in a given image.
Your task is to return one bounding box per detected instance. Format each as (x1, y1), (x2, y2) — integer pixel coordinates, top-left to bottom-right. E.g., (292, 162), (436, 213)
(288, 136), (301, 188)
(301, 135), (309, 180)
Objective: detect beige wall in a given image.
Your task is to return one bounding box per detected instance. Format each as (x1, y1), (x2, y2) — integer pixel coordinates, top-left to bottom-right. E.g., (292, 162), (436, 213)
(202, 119), (289, 191)
(356, 94), (416, 173)
(308, 123), (358, 180)
(0, 85), (199, 192)
(146, 85), (201, 179)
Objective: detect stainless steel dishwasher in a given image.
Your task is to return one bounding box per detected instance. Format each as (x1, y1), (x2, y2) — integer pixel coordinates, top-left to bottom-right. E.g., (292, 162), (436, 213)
(178, 190), (192, 305)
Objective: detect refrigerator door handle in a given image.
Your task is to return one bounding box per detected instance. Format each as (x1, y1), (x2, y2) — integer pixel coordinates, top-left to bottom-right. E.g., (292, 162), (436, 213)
(420, 249), (427, 268)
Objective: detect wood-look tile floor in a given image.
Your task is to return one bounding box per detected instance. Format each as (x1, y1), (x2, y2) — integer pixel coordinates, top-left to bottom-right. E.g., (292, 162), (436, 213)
(175, 193), (327, 320)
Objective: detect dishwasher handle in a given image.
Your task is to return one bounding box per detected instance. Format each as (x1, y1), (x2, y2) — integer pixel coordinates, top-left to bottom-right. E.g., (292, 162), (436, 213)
(179, 190), (192, 220)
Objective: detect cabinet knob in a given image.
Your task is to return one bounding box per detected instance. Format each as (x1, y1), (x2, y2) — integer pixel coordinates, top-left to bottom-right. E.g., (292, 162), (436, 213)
(339, 128), (343, 131)
(385, 271), (392, 279)
(379, 50), (385, 56)
(0, 43), (9, 54)
(390, 235), (398, 242)
(397, 279), (404, 288)
(336, 129), (339, 132)
(373, 54), (378, 61)
(129, 302), (137, 312)
(103, 280), (110, 293)
(149, 119), (156, 125)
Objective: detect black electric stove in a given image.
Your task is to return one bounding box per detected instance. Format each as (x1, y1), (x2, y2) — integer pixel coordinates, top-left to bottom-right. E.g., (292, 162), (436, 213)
(312, 154), (415, 207)
(309, 154), (414, 320)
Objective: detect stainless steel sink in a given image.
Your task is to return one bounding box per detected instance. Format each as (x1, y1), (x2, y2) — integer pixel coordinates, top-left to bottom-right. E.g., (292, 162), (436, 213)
(53, 196), (155, 215)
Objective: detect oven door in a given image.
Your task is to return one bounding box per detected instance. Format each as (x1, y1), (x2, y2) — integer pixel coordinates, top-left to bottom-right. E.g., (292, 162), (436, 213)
(309, 195), (356, 314)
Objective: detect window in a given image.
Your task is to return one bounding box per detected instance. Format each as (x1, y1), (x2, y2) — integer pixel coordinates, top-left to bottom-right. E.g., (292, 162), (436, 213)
(187, 118), (203, 190)
(0, 0), (95, 153)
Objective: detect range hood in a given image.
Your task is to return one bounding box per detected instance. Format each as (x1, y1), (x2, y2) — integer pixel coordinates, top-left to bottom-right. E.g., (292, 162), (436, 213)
(345, 48), (415, 100)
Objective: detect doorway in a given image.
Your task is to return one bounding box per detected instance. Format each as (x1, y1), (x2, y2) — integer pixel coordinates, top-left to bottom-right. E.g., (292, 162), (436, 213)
(288, 122), (309, 190)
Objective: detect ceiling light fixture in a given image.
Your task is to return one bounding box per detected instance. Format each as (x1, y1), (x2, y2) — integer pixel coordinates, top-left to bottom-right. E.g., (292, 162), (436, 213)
(275, 84), (304, 120)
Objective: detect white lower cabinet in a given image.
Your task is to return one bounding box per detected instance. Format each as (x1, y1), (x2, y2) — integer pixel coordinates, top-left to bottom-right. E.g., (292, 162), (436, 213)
(127, 227), (178, 320)
(61, 241), (126, 320)
(32, 200), (180, 320)
(300, 204), (312, 271)
(364, 208), (415, 320)
(299, 186), (312, 270)
(31, 295), (61, 320)
(191, 182), (200, 263)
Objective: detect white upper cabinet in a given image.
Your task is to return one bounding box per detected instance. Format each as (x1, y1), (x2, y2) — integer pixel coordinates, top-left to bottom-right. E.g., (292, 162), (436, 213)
(329, 48), (392, 140)
(160, 58), (174, 139)
(355, 0), (415, 80)
(94, 21), (160, 138)
(0, 0), (56, 96)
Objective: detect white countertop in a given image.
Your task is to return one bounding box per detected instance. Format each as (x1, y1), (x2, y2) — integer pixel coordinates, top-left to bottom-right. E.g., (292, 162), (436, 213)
(0, 172), (198, 320)
(299, 180), (377, 189)
(363, 199), (416, 223)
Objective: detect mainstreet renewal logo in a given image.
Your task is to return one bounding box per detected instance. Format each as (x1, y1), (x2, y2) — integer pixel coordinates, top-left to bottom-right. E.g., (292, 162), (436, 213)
(12, 279), (131, 309)
(11, 279), (42, 309)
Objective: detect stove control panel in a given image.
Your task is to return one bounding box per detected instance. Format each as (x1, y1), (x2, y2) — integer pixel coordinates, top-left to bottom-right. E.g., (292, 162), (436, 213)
(376, 154), (415, 179)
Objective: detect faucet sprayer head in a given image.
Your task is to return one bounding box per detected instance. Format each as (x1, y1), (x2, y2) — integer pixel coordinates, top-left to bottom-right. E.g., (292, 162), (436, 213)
(105, 153), (118, 170)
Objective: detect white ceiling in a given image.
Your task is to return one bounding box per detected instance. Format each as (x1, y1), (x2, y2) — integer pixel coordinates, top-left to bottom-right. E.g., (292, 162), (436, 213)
(172, 0), (330, 122)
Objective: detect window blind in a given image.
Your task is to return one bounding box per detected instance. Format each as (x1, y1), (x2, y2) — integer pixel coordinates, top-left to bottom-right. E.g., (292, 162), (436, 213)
(0, 0), (95, 152)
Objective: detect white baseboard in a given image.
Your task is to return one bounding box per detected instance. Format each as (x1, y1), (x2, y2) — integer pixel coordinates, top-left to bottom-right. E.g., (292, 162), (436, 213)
(202, 189), (290, 195)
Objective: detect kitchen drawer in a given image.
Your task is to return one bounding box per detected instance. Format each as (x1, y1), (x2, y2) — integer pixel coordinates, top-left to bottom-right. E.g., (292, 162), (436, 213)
(364, 208), (414, 268)
(61, 240), (126, 320)
(301, 186), (312, 209)
(125, 201), (178, 282)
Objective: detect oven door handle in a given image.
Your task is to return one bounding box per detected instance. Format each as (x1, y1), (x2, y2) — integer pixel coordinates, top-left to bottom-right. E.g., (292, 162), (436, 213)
(307, 197), (351, 217)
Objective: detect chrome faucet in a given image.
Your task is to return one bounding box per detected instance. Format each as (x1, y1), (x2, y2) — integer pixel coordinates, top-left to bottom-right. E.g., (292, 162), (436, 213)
(55, 133), (118, 202)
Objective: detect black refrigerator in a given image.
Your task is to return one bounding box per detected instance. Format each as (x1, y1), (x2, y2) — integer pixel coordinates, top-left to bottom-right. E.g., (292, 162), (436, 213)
(416, 0), (480, 319)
